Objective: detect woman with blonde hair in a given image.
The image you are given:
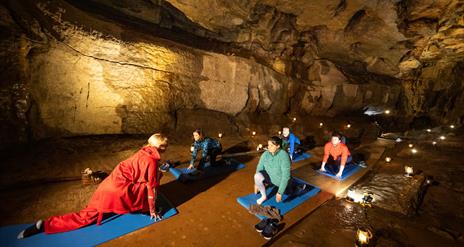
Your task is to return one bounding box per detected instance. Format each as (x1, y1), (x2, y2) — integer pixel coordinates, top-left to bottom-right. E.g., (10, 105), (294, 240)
(18, 133), (168, 239)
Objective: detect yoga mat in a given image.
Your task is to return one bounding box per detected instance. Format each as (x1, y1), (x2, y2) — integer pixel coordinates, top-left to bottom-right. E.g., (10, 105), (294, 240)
(292, 152), (311, 163)
(0, 194), (177, 247)
(169, 159), (245, 182)
(237, 178), (320, 219)
(317, 162), (364, 181)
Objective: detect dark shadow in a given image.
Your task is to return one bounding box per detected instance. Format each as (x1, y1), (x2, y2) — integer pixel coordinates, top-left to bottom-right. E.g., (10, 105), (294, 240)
(222, 141), (252, 154)
(160, 167), (238, 208)
(298, 135), (316, 152)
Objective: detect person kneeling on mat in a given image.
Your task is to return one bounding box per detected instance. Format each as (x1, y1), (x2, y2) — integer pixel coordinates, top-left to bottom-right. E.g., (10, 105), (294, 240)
(188, 128), (222, 171)
(319, 131), (352, 178)
(17, 133), (168, 239)
(281, 127), (301, 160)
(254, 136), (293, 205)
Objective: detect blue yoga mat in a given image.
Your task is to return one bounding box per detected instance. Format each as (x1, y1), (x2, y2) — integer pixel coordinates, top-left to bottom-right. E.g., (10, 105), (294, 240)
(169, 159), (246, 181)
(317, 162), (364, 181)
(0, 194), (177, 247)
(236, 178), (320, 219)
(292, 153), (311, 163)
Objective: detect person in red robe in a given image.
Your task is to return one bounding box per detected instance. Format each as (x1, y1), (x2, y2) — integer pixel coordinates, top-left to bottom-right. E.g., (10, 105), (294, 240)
(17, 133), (168, 239)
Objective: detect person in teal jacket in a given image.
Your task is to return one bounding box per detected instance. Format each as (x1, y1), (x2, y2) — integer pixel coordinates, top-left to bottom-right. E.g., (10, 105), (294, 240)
(254, 136), (292, 205)
(281, 127), (301, 160)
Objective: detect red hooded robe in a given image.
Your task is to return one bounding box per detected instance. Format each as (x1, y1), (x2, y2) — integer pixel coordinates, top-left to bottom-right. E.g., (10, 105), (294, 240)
(44, 146), (161, 234)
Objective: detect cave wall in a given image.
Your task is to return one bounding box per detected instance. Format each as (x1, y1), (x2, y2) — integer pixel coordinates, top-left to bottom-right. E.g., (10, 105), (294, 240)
(1, 0), (463, 149)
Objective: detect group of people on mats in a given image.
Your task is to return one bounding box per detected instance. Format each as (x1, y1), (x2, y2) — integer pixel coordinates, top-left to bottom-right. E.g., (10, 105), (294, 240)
(18, 128), (351, 239)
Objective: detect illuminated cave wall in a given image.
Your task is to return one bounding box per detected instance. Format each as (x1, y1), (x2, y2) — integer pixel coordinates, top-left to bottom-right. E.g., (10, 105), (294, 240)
(9, 0), (460, 149)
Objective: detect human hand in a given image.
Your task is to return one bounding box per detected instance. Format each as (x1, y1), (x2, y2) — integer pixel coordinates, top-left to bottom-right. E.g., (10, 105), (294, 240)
(150, 211), (163, 221)
(336, 172), (342, 178)
(320, 166), (326, 172)
(276, 193), (282, 203)
(187, 164), (195, 170)
(254, 185), (259, 194)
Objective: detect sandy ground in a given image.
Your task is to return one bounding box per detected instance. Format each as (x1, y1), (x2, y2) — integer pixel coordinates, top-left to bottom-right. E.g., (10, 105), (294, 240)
(1, 117), (463, 246)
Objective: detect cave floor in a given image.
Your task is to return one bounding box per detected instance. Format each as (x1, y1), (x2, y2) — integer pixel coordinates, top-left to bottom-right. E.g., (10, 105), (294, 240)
(0, 121), (464, 246)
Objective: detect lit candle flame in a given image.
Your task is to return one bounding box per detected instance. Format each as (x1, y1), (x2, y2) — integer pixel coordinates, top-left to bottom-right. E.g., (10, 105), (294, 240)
(432, 141), (437, 145)
(257, 144), (263, 151)
(450, 125), (455, 129)
(319, 122), (323, 127)
(411, 148), (417, 154)
(292, 117), (297, 122)
(408, 144), (413, 148)
(356, 229), (372, 244)
(346, 124), (351, 128)
(405, 166), (413, 176)
(252, 131), (256, 136)
(439, 135), (445, 140)
(347, 189), (363, 203)
(385, 157), (391, 163)
(218, 133), (223, 138)
(384, 110), (391, 114)
(426, 129), (431, 132)
(278, 131), (282, 135)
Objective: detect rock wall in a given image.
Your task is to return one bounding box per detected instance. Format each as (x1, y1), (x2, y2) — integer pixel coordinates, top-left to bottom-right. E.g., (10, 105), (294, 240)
(4, 0), (461, 149)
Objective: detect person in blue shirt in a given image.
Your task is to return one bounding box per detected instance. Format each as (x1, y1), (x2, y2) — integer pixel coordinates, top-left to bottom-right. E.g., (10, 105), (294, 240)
(281, 127), (301, 160)
(188, 129), (222, 171)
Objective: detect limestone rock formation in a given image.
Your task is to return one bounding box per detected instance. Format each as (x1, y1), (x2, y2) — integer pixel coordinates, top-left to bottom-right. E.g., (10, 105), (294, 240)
(0, 0), (463, 148)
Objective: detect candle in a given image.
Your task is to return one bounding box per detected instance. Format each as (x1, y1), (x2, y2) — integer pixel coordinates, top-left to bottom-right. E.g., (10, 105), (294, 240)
(439, 135), (445, 140)
(411, 148), (417, 154)
(384, 110), (391, 114)
(218, 133), (223, 138)
(356, 228), (372, 246)
(347, 189), (364, 203)
(405, 166), (413, 176)
(346, 124), (351, 128)
(292, 117), (297, 122)
(450, 125), (455, 129)
(385, 157), (391, 163)
(278, 131), (282, 135)
(319, 122), (324, 127)
(256, 144), (263, 151)
(426, 129), (432, 132)
(252, 131), (256, 136)
(432, 141), (437, 145)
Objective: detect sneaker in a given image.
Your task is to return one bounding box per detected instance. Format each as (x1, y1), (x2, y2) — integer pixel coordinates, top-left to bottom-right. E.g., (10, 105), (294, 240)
(17, 220), (43, 239)
(254, 219), (268, 233)
(261, 219), (278, 240)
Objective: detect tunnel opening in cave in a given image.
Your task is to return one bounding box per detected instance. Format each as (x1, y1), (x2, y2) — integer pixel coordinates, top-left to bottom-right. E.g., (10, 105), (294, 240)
(1, 0), (464, 246)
